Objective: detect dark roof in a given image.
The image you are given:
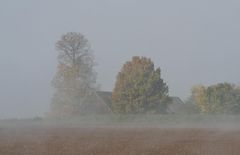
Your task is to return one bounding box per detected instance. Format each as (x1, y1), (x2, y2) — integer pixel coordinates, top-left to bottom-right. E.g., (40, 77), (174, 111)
(78, 91), (112, 114)
(97, 91), (112, 97)
(97, 91), (112, 106)
(95, 92), (185, 114)
(168, 97), (185, 114)
(169, 97), (184, 104)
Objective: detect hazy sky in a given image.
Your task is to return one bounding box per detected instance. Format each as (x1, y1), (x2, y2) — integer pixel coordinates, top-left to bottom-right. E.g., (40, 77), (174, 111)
(1, 0), (240, 118)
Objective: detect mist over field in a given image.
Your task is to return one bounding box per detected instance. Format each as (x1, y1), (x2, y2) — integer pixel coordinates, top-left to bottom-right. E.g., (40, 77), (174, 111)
(1, 0), (240, 154)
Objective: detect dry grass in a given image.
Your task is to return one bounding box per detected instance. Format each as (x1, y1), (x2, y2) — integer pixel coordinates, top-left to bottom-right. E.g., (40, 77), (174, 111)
(0, 126), (240, 155)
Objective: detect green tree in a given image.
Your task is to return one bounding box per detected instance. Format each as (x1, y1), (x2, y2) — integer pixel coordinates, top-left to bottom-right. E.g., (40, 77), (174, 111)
(112, 56), (170, 114)
(51, 32), (97, 117)
(191, 83), (240, 114)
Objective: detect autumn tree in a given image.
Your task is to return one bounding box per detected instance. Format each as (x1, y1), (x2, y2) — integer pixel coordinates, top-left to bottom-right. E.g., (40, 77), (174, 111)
(191, 83), (240, 114)
(112, 56), (170, 114)
(51, 32), (97, 117)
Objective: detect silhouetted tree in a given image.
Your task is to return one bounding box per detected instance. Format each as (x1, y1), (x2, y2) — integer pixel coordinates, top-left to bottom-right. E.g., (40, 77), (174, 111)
(112, 56), (170, 114)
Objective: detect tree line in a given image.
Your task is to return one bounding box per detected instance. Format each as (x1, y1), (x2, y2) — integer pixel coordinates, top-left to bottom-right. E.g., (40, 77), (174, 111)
(50, 32), (240, 117)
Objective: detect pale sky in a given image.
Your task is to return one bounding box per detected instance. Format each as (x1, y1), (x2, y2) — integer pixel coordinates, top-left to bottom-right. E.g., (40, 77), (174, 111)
(0, 0), (240, 118)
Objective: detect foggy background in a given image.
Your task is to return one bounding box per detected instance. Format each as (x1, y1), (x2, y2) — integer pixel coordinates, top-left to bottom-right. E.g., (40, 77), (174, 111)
(0, 0), (240, 118)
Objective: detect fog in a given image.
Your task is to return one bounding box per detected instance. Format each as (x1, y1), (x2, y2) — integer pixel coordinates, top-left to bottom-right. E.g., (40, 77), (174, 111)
(1, 0), (240, 118)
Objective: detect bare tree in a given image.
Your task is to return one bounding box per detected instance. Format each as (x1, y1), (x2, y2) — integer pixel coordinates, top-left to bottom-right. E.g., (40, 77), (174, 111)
(51, 32), (97, 117)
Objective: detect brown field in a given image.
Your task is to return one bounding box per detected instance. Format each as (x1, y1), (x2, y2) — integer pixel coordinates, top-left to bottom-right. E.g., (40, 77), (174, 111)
(0, 126), (240, 155)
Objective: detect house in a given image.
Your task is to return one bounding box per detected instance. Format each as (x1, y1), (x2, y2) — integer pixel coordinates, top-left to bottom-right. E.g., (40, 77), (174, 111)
(167, 97), (185, 114)
(96, 91), (112, 108)
(79, 91), (112, 114)
(90, 91), (185, 114)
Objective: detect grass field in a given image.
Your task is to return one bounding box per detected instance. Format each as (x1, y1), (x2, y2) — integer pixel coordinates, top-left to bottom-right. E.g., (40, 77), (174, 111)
(0, 126), (240, 155)
(1, 115), (240, 155)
